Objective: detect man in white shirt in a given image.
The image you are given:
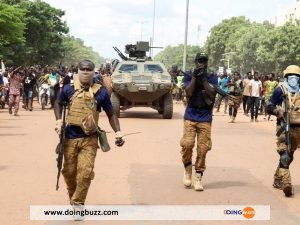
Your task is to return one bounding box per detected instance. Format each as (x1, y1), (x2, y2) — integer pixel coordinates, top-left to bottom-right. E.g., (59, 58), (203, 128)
(242, 72), (252, 115)
(249, 72), (262, 122)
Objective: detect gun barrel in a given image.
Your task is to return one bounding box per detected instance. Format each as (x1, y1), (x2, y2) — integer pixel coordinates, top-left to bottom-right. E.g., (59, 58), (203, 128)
(113, 46), (128, 61)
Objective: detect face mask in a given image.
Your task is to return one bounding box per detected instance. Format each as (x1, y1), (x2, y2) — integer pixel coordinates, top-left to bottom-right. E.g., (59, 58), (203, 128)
(78, 69), (94, 85)
(287, 75), (300, 87)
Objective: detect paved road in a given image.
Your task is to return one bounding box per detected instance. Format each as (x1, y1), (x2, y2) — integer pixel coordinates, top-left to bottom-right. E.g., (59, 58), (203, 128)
(1, 102), (300, 225)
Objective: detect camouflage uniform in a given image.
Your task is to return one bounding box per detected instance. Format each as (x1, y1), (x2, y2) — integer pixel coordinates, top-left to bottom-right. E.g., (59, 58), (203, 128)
(273, 84), (300, 190)
(62, 135), (98, 205)
(62, 80), (101, 205)
(274, 127), (300, 188)
(180, 121), (212, 172)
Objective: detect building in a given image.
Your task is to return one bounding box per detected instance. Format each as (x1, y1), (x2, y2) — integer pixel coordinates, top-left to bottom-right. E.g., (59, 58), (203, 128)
(276, 0), (300, 26)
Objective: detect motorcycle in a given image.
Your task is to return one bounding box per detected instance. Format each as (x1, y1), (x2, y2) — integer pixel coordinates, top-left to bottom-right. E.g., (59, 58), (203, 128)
(39, 83), (50, 110)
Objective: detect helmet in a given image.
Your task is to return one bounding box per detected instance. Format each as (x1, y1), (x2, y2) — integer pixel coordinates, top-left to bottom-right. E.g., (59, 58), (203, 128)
(283, 65), (300, 77)
(195, 52), (208, 63)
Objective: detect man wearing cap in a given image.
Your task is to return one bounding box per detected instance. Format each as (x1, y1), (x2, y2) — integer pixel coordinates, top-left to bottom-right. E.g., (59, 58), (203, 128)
(54, 59), (125, 206)
(180, 53), (217, 191)
(267, 65), (300, 197)
(23, 67), (36, 111)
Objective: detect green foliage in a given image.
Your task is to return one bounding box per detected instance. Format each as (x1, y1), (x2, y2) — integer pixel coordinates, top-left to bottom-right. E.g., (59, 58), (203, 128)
(0, 0), (103, 67)
(0, 2), (25, 46)
(154, 44), (202, 70)
(204, 17), (299, 75)
(61, 35), (104, 68)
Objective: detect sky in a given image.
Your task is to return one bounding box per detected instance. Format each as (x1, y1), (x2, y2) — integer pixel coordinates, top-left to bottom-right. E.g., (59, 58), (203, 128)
(44, 0), (297, 59)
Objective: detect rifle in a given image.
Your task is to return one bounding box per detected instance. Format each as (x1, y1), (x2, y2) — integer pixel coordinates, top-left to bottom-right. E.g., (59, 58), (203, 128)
(55, 104), (67, 190)
(212, 84), (241, 104)
(179, 70), (240, 105)
(276, 94), (291, 151)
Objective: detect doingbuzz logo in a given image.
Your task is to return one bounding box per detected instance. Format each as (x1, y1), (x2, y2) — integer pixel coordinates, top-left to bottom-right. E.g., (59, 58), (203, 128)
(224, 207), (255, 219)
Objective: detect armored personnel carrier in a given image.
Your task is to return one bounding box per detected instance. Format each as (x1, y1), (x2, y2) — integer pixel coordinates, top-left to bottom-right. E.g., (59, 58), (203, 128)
(111, 41), (173, 119)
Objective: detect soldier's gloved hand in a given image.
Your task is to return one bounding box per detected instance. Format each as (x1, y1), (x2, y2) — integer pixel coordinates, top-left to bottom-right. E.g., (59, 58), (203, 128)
(55, 119), (62, 135)
(193, 68), (208, 83)
(115, 131), (125, 147)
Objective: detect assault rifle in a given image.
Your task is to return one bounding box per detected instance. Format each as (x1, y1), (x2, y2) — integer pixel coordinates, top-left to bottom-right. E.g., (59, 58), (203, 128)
(56, 104), (67, 190)
(276, 94), (291, 166)
(179, 70), (240, 104)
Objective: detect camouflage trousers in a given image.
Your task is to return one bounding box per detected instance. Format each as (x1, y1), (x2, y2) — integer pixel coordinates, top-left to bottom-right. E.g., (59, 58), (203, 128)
(62, 135), (98, 205)
(228, 95), (242, 109)
(180, 120), (212, 172)
(274, 127), (300, 186)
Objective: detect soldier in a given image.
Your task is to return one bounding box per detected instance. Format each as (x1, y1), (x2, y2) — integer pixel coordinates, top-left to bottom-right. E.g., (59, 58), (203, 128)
(180, 53), (217, 191)
(267, 65), (300, 197)
(100, 63), (113, 96)
(228, 72), (243, 123)
(54, 59), (125, 206)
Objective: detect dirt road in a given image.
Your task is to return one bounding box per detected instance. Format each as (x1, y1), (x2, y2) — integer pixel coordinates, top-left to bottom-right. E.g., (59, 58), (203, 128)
(1, 102), (300, 225)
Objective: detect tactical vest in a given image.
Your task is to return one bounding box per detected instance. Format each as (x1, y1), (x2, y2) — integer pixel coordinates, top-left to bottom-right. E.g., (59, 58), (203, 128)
(188, 77), (213, 110)
(67, 80), (102, 135)
(280, 84), (300, 124)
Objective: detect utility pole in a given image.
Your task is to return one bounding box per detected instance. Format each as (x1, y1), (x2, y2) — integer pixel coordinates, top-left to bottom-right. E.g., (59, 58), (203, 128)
(182, 0), (189, 72)
(150, 0), (156, 58)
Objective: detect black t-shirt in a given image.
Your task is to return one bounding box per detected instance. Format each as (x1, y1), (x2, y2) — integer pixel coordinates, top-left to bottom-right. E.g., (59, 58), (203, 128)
(24, 73), (36, 90)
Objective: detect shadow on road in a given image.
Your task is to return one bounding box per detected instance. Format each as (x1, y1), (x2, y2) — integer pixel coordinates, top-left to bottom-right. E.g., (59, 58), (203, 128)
(205, 181), (247, 189)
(0, 126), (20, 129)
(0, 133), (27, 136)
(0, 165), (8, 171)
(120, 111), (182, 120)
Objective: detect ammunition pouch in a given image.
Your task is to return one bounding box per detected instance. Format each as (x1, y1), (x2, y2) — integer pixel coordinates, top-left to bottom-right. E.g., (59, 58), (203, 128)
(96, 126), (111, 152)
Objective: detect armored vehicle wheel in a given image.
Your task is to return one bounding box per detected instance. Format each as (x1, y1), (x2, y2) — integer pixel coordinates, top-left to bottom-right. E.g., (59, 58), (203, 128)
(111, 92), (120, 117)
(162, 92), (173, 119)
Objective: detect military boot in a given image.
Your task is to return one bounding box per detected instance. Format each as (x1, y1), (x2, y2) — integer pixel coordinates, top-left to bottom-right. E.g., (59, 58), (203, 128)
(183, 164), (192, 188)
(283, 183), (293, 197)
(279, 168), (293, 197)
(228, 117), (235, 123)
(194, 172), (204, 191)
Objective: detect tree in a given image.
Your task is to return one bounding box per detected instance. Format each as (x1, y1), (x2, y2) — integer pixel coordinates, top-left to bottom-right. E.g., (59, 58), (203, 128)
(154, 44), (202, 70)
(0, 2), (25, 60)
(204, 16), (252, 72)
(18, 0), (69, 65)
(61, 35), (104, 68)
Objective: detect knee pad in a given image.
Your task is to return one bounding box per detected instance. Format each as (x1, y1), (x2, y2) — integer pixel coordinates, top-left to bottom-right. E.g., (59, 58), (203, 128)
(279, 151), (294, 169)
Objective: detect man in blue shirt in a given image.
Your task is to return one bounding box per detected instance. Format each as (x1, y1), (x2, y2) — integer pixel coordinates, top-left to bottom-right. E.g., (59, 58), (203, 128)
(216, 72), (229, 113)
(180, 53), (217, 191)
(267, 65), (300, 197)
(54, 59), (124, 207)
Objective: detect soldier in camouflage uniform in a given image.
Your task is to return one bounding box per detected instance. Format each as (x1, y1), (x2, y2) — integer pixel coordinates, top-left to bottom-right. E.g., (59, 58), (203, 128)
(228, 72), (243, 123)
(54, 59), (125, 206)
(267, 65), (300, 197)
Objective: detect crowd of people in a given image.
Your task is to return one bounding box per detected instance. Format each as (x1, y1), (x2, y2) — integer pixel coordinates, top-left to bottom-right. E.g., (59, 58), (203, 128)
(0, 63), (116, 116)
(169, 65), (281, 123)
